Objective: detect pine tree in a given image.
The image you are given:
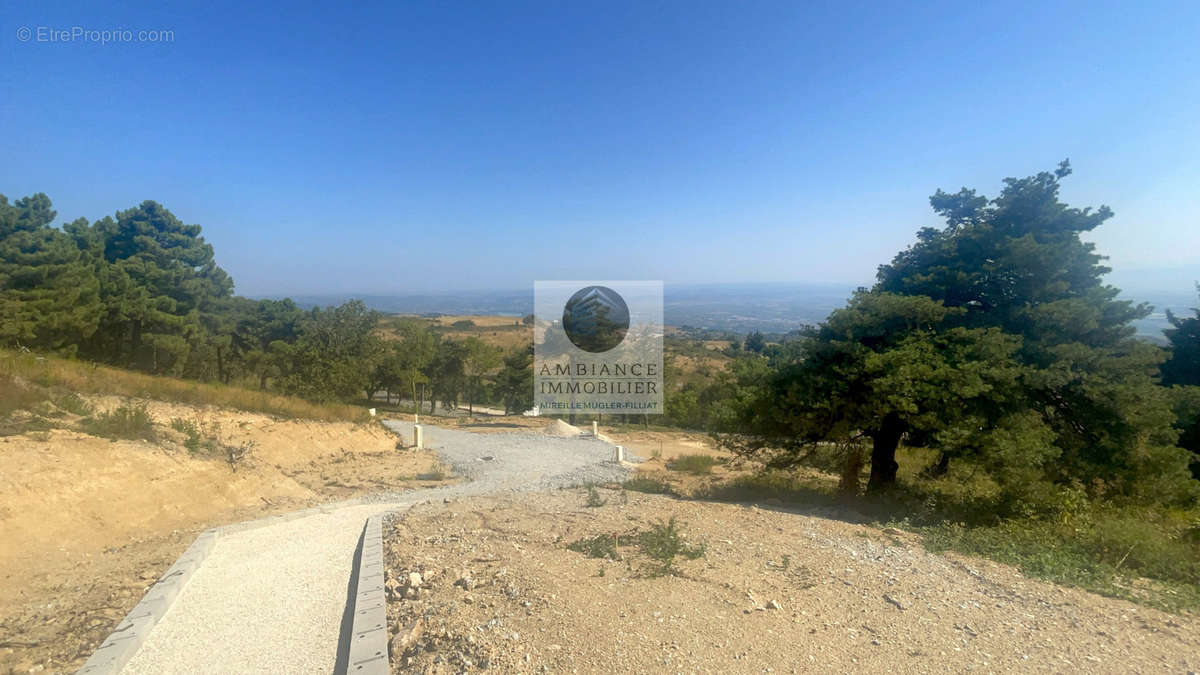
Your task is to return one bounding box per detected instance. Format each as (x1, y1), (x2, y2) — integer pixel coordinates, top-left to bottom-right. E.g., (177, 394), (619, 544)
(86, 201), (233, 371)
(0, 194), (102, 353)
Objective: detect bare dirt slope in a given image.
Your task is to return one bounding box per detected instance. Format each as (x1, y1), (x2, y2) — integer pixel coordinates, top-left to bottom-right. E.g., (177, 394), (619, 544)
(0, 397), (447, 674)
(384, 488), (1199, 674)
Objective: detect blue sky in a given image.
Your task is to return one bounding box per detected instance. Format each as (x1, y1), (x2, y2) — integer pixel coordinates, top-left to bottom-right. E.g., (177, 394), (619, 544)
(3, 0), (1198, 296)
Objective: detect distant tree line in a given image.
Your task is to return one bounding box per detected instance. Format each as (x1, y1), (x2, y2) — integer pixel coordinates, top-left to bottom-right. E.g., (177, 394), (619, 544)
(0, 193), (533, 410)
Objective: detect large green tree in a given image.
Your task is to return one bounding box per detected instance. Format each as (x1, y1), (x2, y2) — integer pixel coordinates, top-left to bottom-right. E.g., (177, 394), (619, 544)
(733, 163), (1196, 506)
(495, 345), (534, 415)
(460, 336), (501, 415)
(82, 201), (233, 371)
(0, 194), (102, 352)
(277, 300), (385, 403)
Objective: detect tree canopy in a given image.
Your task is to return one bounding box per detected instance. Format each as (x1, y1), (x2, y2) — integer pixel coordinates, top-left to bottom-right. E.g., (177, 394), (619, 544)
(729, 163), (1197, 508)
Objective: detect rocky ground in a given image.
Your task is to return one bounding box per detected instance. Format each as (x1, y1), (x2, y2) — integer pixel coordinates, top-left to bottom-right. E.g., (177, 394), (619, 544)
(383, 488), (1199, 674)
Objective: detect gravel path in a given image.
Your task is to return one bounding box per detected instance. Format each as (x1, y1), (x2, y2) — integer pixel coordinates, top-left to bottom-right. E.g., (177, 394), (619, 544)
(121, 421), (635, 674)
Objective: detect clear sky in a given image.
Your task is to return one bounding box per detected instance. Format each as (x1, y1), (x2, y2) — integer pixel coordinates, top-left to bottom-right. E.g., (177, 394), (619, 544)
(3, 0), (1198, 296)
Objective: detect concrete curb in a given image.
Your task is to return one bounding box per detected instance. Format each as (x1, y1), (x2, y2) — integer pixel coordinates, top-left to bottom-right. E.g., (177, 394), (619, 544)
(343, 515), (389, 674)
(77, 528), (218, 675)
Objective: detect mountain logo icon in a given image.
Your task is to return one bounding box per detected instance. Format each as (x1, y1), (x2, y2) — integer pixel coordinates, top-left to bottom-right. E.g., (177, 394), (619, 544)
(561, 285), (630, 353)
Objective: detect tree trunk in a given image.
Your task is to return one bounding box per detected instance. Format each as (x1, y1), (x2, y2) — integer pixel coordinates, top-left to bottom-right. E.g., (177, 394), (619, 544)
(866, 413), (904, 492)
(838, 442), (864, 495)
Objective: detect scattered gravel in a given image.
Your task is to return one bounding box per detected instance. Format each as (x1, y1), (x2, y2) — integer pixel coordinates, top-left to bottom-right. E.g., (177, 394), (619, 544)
(120, 421), (637, 673)
(374, 421), (640, 497)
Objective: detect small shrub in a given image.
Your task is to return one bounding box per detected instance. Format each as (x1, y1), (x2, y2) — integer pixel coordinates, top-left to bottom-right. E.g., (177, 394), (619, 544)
(584, 484), (608, 508)
(637, 517), (706, 577)
(666, 454), (717, 475)
(82, 402), (156, 441)
(566, 533), (622, 559)
(565, 519), (705, 577)
(170, 417), (218, 454)
(170, 416), (198, 435)
(55, 392), (93, 416)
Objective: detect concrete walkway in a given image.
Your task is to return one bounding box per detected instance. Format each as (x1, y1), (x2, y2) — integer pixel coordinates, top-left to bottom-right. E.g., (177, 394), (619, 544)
(116, 421), (634, 674)
(122, 503), (397, 674)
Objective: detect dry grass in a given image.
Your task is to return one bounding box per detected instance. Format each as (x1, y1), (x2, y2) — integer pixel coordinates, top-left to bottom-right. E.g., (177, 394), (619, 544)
(0, 349), (369, 423)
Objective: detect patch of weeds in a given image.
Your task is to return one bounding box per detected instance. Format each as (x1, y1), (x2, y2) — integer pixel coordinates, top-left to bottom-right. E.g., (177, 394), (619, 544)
(170, 417), (220, 454)
(16, 415), (59, 434)
(693, 470), (835, 505)
(636, 517), (706, 577)
(584, 484), (608, 507)
(54, 393), (93, 416)
(623, 475), (674, 495)
(82, 402), (155, 441)
(919, 509), (1200, 612)
(666, 454), (717, 475)
(565, 518), (706, 577)
(567, 533), (621, 559)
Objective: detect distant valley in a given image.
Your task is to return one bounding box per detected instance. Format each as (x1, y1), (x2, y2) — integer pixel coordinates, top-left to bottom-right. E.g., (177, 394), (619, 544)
(264, 280), (1196, 341)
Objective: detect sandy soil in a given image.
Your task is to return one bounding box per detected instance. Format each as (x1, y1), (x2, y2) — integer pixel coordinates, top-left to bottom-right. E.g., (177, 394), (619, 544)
(383, 489), (1199, 674)
(0, 397), (449, 674)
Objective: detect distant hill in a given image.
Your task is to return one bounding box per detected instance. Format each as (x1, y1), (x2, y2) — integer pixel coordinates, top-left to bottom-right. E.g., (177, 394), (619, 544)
(275, 292), (532, 317)
(265, 278), (1194, 341)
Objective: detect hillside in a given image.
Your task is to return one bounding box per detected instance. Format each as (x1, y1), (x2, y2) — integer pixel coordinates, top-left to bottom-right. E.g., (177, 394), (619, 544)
(0, 355), (452, 673)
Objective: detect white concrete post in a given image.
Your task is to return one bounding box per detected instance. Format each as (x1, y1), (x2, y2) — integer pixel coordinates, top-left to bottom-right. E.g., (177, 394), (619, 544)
(592, 421), (598, 436)
(614, 445), (624, 462)
(414, 424), (423, 449)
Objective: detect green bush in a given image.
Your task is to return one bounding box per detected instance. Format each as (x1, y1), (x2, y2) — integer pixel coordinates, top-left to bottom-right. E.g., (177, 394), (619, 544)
(566, 533), (625, 559)
(623, 475), (674, 495)
(170, 417), (217, 453)
(565, 518), (705, 577)
(666, 454), (718, 475)
(637, 517), (706, 577)
(584, 484), (608, 507)
(82, 402), (156, 441)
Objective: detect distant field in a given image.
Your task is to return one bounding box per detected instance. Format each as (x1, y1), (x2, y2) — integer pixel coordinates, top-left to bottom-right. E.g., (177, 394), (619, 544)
(378, 314), (531, 351)
(378, 315), (736, 371)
